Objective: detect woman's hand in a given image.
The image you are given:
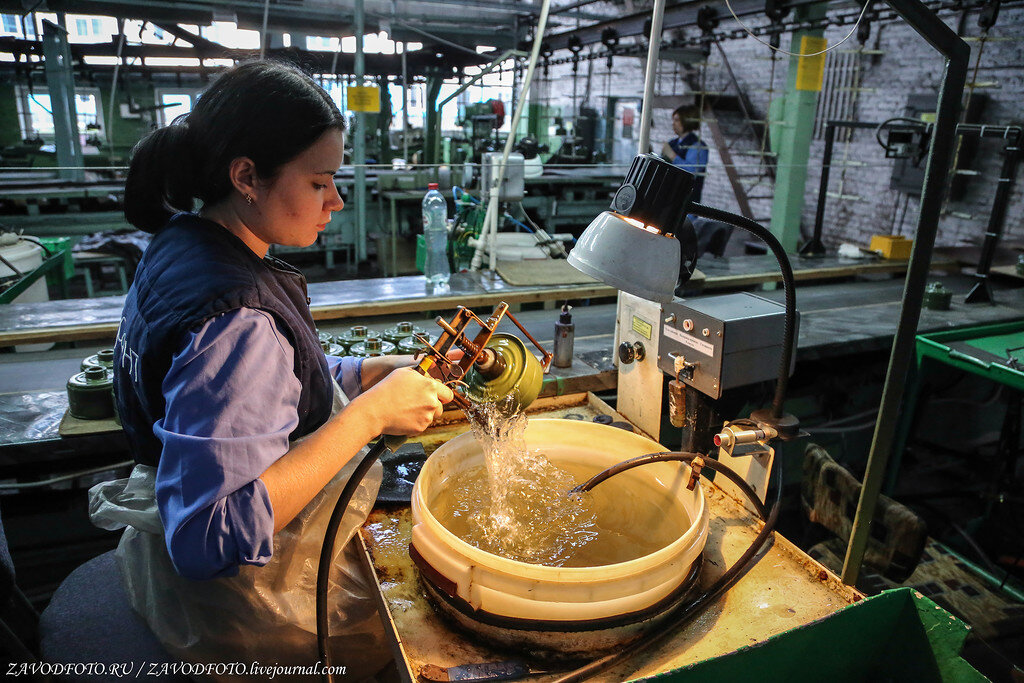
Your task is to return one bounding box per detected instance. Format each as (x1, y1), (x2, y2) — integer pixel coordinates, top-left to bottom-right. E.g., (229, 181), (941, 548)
(355, 366), (454, 435)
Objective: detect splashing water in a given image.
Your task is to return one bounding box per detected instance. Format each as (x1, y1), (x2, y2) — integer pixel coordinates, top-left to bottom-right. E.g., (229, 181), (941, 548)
(442, 396), (598, 565)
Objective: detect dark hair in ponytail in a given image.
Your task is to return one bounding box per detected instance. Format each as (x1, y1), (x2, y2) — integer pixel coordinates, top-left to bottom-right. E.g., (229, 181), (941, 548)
(124, 60), (346, 233)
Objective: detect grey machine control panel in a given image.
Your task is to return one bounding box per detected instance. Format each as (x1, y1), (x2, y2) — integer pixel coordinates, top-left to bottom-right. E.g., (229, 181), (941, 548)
(658, 292), (798, 399)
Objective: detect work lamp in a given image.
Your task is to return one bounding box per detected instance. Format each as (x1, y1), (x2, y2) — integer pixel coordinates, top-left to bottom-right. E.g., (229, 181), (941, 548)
(569, 152), (799, 431)
(567, 154), (699, 303)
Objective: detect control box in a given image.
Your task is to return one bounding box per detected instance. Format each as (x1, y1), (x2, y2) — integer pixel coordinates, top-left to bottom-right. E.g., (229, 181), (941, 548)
(658, 292), (797, 399)
(481, 152), (525, 202)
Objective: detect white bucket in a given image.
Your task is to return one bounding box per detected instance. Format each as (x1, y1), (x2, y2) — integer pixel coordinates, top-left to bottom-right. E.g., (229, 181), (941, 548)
(0, 236), (53, 351)
(410, 419), (709, 656)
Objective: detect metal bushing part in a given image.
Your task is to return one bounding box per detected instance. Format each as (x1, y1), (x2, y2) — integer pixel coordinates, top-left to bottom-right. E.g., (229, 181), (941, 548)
(80, 348), (115, 372)
(320, 339), (345, 356)
(350, 337), (397, 357)
(383, 321), (427, 345)
(398, 334), (439, 355)
(67, 366), (115, 420)
(923, 282), (953, 311)
(338, 325), (375, 350)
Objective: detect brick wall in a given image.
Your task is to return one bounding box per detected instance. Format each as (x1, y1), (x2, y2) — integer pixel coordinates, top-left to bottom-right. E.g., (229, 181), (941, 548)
(538, 5), (1024, 251)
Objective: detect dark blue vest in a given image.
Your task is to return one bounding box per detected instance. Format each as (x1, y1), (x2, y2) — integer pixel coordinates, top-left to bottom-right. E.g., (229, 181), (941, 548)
(114, 213), (334, 467)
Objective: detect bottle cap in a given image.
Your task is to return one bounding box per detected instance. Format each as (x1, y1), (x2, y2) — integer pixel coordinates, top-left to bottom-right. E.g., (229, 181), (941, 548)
(428, 182), (439, 190)
(559, 304), (572, 324)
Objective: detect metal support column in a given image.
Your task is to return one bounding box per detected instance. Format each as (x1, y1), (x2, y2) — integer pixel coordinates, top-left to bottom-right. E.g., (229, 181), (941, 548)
(354, 0), (367, 262)
(42, 20), (82, 182)
(841, 0), (969, 587)
(424, 73), (443, 165)
(965, 126), (1023, 304)
(769, 6), (825, 253)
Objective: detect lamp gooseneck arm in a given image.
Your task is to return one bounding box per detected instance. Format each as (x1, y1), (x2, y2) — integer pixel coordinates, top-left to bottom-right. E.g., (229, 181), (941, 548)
(689, 203), (796, 420)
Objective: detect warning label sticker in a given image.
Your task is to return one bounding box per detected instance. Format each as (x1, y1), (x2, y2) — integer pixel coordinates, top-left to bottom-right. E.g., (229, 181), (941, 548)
(631, 316), (652, 340)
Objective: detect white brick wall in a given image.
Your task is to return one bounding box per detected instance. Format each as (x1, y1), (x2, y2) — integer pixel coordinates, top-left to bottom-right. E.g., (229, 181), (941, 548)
(539, 5), (1024, 250)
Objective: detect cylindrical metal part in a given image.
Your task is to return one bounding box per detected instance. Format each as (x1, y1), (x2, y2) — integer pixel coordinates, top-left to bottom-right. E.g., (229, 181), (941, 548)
(338, 325), (375, 351)
(350, 337), (396, 357)
(67, 365), (115, 420)
(668, 379), (686, 428)
(320, 339), (345, 356)
(81, 348), (115, 372)
(552, 305), (574, 368)
(383, 321), (426, 345)
(398, 334), (438, 355)
(474, 348), (507, 380)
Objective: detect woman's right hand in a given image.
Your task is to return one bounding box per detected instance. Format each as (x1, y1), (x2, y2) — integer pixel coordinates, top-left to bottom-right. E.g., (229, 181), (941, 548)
(354, 366), (454, 436)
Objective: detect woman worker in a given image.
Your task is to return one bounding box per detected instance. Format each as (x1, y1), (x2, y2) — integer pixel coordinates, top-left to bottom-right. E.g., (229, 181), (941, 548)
(92, 60), (452, 679)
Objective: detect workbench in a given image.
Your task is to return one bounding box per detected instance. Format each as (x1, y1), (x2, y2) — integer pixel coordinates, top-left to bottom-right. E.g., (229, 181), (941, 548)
(0, 254), (955, 349)
(2, 272), (1021, 477)
(358, 392), (863, 681)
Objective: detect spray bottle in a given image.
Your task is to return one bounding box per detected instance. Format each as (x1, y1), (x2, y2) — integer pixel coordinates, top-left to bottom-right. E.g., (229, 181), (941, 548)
(552, 304), (574, 368)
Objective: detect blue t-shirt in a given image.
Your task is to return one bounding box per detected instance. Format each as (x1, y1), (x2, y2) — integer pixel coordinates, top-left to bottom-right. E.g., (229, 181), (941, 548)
(153, 307), (363, 580)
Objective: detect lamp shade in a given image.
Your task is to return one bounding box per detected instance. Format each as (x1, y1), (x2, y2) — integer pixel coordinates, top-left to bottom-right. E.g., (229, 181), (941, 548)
(568, 211), (681, 303)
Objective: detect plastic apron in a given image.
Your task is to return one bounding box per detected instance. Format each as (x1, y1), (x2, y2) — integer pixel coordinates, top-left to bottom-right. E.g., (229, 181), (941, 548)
(88, 381), (390, 681)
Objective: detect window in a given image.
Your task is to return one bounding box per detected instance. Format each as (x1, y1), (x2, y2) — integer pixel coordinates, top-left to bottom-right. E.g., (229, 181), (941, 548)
(154, 89), (203, 127)
(15, 86), (102, 141)
(2, 14), (19, 34)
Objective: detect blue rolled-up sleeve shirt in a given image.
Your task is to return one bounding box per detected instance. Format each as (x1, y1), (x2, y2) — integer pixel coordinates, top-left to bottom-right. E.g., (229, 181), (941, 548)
(153, 308), (363, 580)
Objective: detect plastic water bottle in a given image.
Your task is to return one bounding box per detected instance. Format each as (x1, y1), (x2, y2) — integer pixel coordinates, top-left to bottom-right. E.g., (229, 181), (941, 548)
(422, 182), (451, 286)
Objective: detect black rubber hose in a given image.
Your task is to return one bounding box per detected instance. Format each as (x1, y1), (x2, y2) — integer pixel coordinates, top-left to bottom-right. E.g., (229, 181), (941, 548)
(317, 438), (390, 683)
(689, 203), (797, 420)
(551, 452), (782, 683)
(572, 451), (767, 519)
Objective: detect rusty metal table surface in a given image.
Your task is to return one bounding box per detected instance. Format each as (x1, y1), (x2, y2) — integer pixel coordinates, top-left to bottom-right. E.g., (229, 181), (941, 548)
(357, 393), (861, 682)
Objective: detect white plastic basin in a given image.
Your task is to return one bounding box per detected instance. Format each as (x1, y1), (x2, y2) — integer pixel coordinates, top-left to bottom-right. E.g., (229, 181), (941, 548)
(410, 419), (709, 654)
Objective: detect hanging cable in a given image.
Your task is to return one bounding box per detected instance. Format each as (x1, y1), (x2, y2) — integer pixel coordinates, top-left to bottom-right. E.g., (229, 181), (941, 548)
(550, 452), (782, 683)
(723, 0), (873, 57)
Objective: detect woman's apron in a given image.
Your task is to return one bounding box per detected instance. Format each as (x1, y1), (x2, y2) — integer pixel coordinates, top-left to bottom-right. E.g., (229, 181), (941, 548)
(88, 381), (390, 680)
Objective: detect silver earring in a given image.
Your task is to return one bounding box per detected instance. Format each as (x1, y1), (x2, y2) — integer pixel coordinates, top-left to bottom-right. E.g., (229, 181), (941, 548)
(245, 194), (254, 205)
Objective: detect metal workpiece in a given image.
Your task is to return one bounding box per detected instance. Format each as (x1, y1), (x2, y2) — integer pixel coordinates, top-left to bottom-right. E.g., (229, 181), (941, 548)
(398, 334), (439, 355)
(923, 282), (953, 310)
(66, 365), (114, 420)
(80, 348), (114, 373)
(714, 424), (779, 451)
(659, 292), (797, 400)
(320, 339), (345, 356)
(552, 305), (575, 369)
(350, 337), (397, 357)
(383, 322), (427, 345)
(338, 325), (375, 349)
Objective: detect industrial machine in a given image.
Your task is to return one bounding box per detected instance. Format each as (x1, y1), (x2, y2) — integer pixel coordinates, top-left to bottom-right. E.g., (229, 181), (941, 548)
(454, 100), (506, 164)
(570, 154), (801, 516)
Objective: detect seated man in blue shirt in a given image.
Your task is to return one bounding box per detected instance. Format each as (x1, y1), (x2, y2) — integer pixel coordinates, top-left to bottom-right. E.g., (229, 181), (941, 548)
(661, 103), (709, 203)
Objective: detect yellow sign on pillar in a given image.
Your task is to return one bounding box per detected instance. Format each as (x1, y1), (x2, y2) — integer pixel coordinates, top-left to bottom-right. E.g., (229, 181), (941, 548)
(347, 85), (381, 113)
(795, 36), (828, 92)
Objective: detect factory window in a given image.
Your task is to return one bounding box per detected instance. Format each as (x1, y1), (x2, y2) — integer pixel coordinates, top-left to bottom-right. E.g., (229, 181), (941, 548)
(307, 36), (338, 52)
(2, 13), (19, 34)
(154, 89), (202, 127)
(69, 15), (106, 40)
(14, 86), (102, 142)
